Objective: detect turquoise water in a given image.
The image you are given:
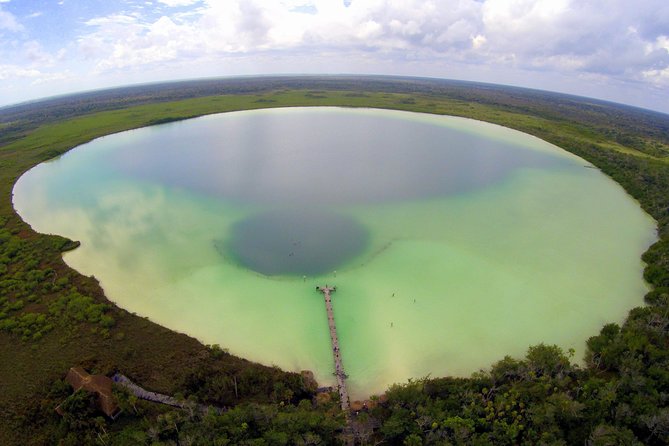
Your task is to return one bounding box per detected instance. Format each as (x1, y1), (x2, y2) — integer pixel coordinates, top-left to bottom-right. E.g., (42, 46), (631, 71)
(13, 107), (657, 398)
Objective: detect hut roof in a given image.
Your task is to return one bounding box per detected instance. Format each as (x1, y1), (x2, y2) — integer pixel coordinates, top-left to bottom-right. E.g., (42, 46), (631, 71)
(58, 367), (122, 420)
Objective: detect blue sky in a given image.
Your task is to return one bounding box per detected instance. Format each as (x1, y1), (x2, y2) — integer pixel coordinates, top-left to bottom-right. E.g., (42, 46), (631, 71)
(1, 0), (668, 112)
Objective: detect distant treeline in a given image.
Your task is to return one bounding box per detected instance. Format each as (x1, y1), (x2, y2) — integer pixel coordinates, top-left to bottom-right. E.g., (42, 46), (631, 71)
(2, 75), (668, 149)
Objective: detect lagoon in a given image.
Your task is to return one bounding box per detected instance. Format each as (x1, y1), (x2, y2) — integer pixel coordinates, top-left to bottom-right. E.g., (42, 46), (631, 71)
(13, 107), (656, 398)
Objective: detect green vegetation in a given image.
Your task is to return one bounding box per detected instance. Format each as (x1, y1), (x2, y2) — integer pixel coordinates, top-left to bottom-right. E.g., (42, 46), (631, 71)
(1, 77), (668, 444)
(102, 398), (344, 446)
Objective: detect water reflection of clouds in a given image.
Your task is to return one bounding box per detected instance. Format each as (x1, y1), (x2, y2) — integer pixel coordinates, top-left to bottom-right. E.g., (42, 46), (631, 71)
(109, 108), (575, 206)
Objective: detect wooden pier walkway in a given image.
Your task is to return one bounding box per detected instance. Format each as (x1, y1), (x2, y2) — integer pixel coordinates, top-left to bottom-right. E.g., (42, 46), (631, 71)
(112, 373), (224, 414)
(316, 285), (350, 413)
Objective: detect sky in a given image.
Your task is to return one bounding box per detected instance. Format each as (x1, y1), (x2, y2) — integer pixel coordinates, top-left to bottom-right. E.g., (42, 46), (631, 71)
(1, 0), (668, 113)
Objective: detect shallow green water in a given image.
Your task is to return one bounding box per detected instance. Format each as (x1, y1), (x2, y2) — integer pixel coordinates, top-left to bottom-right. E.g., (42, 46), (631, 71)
(13, 107), (656, 398)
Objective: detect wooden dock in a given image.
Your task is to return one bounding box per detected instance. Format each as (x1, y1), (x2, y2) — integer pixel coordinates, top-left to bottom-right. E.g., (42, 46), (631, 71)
(316, 285), (350, 413)
(112, 373), (224, 414)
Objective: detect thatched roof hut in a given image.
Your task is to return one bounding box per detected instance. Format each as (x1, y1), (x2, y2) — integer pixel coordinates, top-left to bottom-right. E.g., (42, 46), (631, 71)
(55, 367), (122, 420)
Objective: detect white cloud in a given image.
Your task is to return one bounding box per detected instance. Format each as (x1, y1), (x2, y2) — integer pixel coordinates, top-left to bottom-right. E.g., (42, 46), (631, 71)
(23, 40), (59, 65)
(0, 5), (23, 31)
(0, 64), (40, 80)
(650, 35), (669, 53)
(643, 67), (669, 86)
(1, 0), (668, 112)
(65, 0), (667, 98)
(472, 34), (486, 50)
(157, 0), (201, 7)
(85, 14), (138, 27)
(476, 0), (669, 81)
(77, 0), (489, 70)
(29, 69), (72, 85)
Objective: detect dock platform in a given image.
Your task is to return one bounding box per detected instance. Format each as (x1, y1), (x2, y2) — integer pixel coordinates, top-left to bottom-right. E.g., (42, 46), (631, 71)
(316, 285), (350, 413)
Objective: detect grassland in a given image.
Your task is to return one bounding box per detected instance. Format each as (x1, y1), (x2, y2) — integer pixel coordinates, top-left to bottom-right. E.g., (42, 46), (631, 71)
(1, 76), (669, 444)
